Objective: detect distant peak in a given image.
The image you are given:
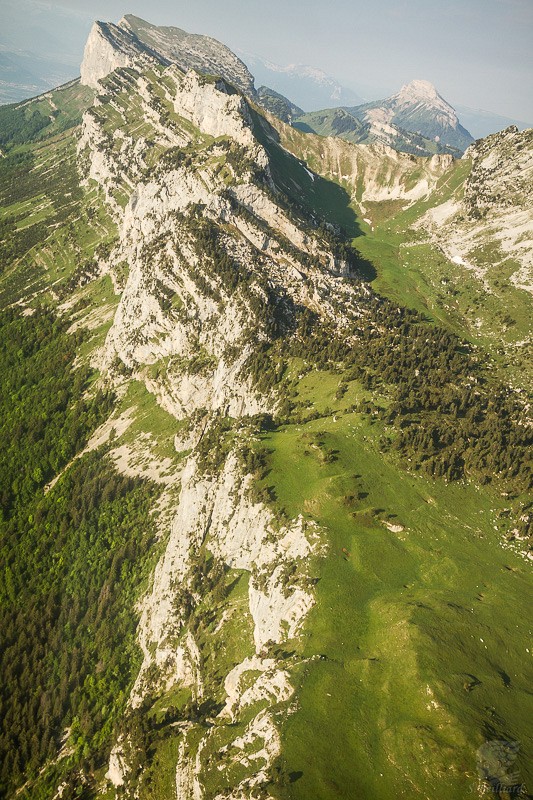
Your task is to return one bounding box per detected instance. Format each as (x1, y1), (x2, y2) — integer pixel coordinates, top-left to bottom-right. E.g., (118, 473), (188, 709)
(119, 14), (147, 26)
(117, 14), (133, 28)
(397, 79), (440, 102)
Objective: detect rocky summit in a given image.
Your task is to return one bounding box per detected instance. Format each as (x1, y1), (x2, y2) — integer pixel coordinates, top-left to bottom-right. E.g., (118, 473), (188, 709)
(0, 12), (531, 800)
(294, 78), (475, 157)
(81, 15), (256, 97)
(350, 78), (476, 153)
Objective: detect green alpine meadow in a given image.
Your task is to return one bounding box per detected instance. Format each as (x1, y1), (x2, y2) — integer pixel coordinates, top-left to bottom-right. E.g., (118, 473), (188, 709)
(0, 12), (531, 800)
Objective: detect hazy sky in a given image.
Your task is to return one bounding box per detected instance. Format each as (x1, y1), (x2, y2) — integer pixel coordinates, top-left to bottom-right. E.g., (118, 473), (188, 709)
(3, 0), (532, 119)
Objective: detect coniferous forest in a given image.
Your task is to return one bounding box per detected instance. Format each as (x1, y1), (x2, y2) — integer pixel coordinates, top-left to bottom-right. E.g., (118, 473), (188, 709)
(0, 309), (160, 797)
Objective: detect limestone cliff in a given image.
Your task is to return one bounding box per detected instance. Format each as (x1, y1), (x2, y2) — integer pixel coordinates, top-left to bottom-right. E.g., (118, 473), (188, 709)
(80, 14), (256, 97)
(80, 21), (162, 89)
(75, 62), (359, 797)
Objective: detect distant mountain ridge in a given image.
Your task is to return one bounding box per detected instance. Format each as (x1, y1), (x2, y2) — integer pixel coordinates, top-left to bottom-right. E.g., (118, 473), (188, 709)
(293, 79), (475, 156)
(347, 79), (474, 153)
(256, 86), (304, 123)
(239, 52), (364, 111)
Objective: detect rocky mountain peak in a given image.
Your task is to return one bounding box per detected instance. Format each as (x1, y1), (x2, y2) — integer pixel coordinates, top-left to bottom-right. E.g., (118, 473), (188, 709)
(80, 14), (256, 96)
(80, 20), (161, 89)
(397, 79), (440, 102)
(391, 79), (459, 126)
(339, 78), (475, 153)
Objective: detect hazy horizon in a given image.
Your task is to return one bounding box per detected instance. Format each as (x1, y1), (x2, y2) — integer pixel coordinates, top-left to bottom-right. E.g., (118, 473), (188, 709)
(1, 0), (532, 122)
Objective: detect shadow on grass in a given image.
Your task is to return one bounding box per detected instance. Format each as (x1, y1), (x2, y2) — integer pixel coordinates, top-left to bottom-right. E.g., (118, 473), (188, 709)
(251, 108), (364, 241)
(249, 109), (382, 284)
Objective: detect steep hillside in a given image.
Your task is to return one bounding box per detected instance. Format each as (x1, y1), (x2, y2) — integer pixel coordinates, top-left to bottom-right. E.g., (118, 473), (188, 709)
(272, 114), (533, 391)
(0, 27), (532, 800)
(256, 86), (304, 124)
(419, 126), (533, 294)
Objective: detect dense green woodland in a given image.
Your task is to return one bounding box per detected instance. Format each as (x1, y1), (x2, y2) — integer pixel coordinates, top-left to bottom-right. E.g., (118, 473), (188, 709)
(0, 96), (83, 151)
(286, 301), (532, 495)
(0, 105), (51, 150)
(0, 310), (160, 798)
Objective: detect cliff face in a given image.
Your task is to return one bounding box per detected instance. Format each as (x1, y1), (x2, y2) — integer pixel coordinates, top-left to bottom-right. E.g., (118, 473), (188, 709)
(80, 15), (256, 96)
(80, 21), (162, 89)
(78, 64), (358, 411)
(117, 453), (320, 795)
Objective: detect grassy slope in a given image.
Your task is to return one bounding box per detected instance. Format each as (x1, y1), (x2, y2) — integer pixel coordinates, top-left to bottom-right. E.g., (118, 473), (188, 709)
(252, 118), (533, 797)
(293, 108), (365, 142)
(292, 107), (445, 156)
(0, 81), (117, 311)
(261, 370), (532, 799)
(356, 170), (532, 391)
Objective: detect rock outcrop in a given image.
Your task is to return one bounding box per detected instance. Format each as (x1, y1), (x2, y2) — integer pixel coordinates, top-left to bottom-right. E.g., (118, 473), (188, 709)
(419, 126), (533, 292)
(80, 21), (162, 89)
(78, 65), (359, 417)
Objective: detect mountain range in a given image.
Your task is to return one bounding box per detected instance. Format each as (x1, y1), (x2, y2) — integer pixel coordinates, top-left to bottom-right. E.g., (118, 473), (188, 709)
(0, 13), (531, 800)
(237, 52), (533, 140)
(78, 16), (473, 158)
(239, 52), (364, 109)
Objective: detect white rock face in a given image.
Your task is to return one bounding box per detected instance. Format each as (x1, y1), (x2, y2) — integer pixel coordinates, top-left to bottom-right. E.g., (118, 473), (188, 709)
(132, 452), (319, 704)
(80, 21), (158, 89)
(249, 574), (315, 651)
(102, 168), (267, 416)
(171, 70), (259, 150)
(220, 656), (292, 721)
(393, 79), (460, 129)
(419, 126), (533, 292)
(78, 61), (353, 797)
(80, 14), (256, 96)
(105, 741), (126, 787)
(78, 67), (276, 415)
(232, 183), (310, 249)
(125, 451), (321, 795)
